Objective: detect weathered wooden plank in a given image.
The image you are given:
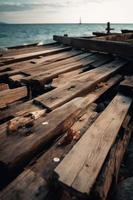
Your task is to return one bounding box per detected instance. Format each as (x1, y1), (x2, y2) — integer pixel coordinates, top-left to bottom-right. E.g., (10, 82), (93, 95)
(0, 169), (47, 200)
(0, 100), (43, 121)
(35, 60), (125, 110)
(54, 94), (132, 196)
(0, 43), (60, 58)
(0, 97), (95, 175)
(0, 46), (72, 65)
(0, 52), (90, 80)
(0, 106), (97, 200)
(21, 52), (91, 76)
(93, 119), (133, 200)
(95, 33), (133, 41)
(0, 50), (81, 74)
(21, 53), (98, 86)
(0, 87), (28, 109)
(52, 69), (82, 88)
(28, 49), (82, 65)
(53, 35), (133, 60)
(0, 83), (9, 91)
(51, 55), (113, 88)
(0, 75), (122, 197)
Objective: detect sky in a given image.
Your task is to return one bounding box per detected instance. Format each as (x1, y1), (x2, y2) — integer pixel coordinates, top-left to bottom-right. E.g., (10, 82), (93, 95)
(0, 0), (133, 24)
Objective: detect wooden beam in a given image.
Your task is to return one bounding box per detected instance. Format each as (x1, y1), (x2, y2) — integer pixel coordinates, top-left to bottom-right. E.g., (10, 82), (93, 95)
(53, 35), (133, 60)
(0, 50), (81, 74)
(93, 118), (133, 200)
(0, 97), (95, 175)
(34, 60), (125, 110)
(0, 46), (71, 65)
(0, 106), (97, 200)
(0, 87), (28, 109)
(0, 75), (122, 197)
(95, 33), (133, 42)
(0, 169), (47, 200)
(0, 100), (44, 121)
(0, 83), (9, 91)
(54, 93), (132, 197)
(21, 53), (97, 85)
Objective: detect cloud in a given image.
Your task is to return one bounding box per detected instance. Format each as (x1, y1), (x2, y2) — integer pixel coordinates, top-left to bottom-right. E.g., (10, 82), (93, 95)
(0, 0), (103, 12)
(0, 1), (68, 12)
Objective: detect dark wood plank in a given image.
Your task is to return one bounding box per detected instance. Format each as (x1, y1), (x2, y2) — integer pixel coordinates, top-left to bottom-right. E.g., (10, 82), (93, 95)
(53, 35), (133, 60)
(0, 169), (47, 200)
(0, 100), (44, 121)
(0, 97), (95, 175)
(0, 75), (122, 198)
(0, 105), (97, 200)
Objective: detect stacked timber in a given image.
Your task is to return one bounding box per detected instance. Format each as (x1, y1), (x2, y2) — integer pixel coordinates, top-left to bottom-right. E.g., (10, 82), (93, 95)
(0, 38), (133, 200)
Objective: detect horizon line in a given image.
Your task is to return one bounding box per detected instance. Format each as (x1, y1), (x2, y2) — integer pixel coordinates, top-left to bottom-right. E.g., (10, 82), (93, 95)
(1, 22), (133, 25)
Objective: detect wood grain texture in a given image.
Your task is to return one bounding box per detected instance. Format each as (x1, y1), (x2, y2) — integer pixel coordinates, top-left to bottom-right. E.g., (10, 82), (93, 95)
(93, 119), (133, 200)
(54, 35), (133, 60)
(0, 86), (28, 109)
(35, 60), (124, 110)
(0, 46), (71, 65)
(55, 94), (132, 196)
(0, 169), (47, 200)
(0, 97), (93, 174)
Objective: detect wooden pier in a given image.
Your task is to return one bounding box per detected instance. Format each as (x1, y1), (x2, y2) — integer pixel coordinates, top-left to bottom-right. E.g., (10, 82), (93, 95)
(0, 34), (133, 200)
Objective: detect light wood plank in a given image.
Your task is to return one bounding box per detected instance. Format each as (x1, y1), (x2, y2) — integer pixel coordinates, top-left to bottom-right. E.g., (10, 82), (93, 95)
(55, 94), (132, 196)
(0, 46), (71, 65)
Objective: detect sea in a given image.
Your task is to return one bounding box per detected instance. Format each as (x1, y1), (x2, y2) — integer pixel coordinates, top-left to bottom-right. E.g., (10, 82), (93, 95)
(0, 23), (133, 48)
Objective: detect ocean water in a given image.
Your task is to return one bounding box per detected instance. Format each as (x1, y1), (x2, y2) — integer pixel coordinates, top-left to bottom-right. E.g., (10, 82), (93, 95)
(0, 23), (133, 48)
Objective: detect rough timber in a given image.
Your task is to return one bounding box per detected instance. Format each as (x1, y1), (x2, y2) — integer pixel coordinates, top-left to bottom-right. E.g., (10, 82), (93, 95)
(0, 35), (133, 200)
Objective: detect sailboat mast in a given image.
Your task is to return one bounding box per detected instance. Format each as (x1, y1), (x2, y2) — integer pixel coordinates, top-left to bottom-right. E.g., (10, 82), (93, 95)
(79, 17), (82, 25)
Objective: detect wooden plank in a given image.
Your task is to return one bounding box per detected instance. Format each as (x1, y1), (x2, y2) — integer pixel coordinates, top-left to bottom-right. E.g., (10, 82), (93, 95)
(0, 75), (122, 197)
(95, 33), (133, 41)
(0, 106), (97, 200)
(0, 49), (81, 74)
(0, 46), (72, 65)
(53, 35), (133, 60)
(51, 55), (113, 88)
(21, 53), (97, 85)
(0, 97), (95, 175)
(0, 52), (90, 79)
(0, 87), (28, 109)
(93, 119), (133, 200)
(0, 43), (60, 58)
(54, 94), (132, 196)
(0, 100), (43, 121)
(28, 49), (82, 65)
(21, 52), (91, 76)
(0, 169), (47, 200)
(35, 60), (125, 110)
(0, 83), (9, 91)
(52, 69), (82, 88)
